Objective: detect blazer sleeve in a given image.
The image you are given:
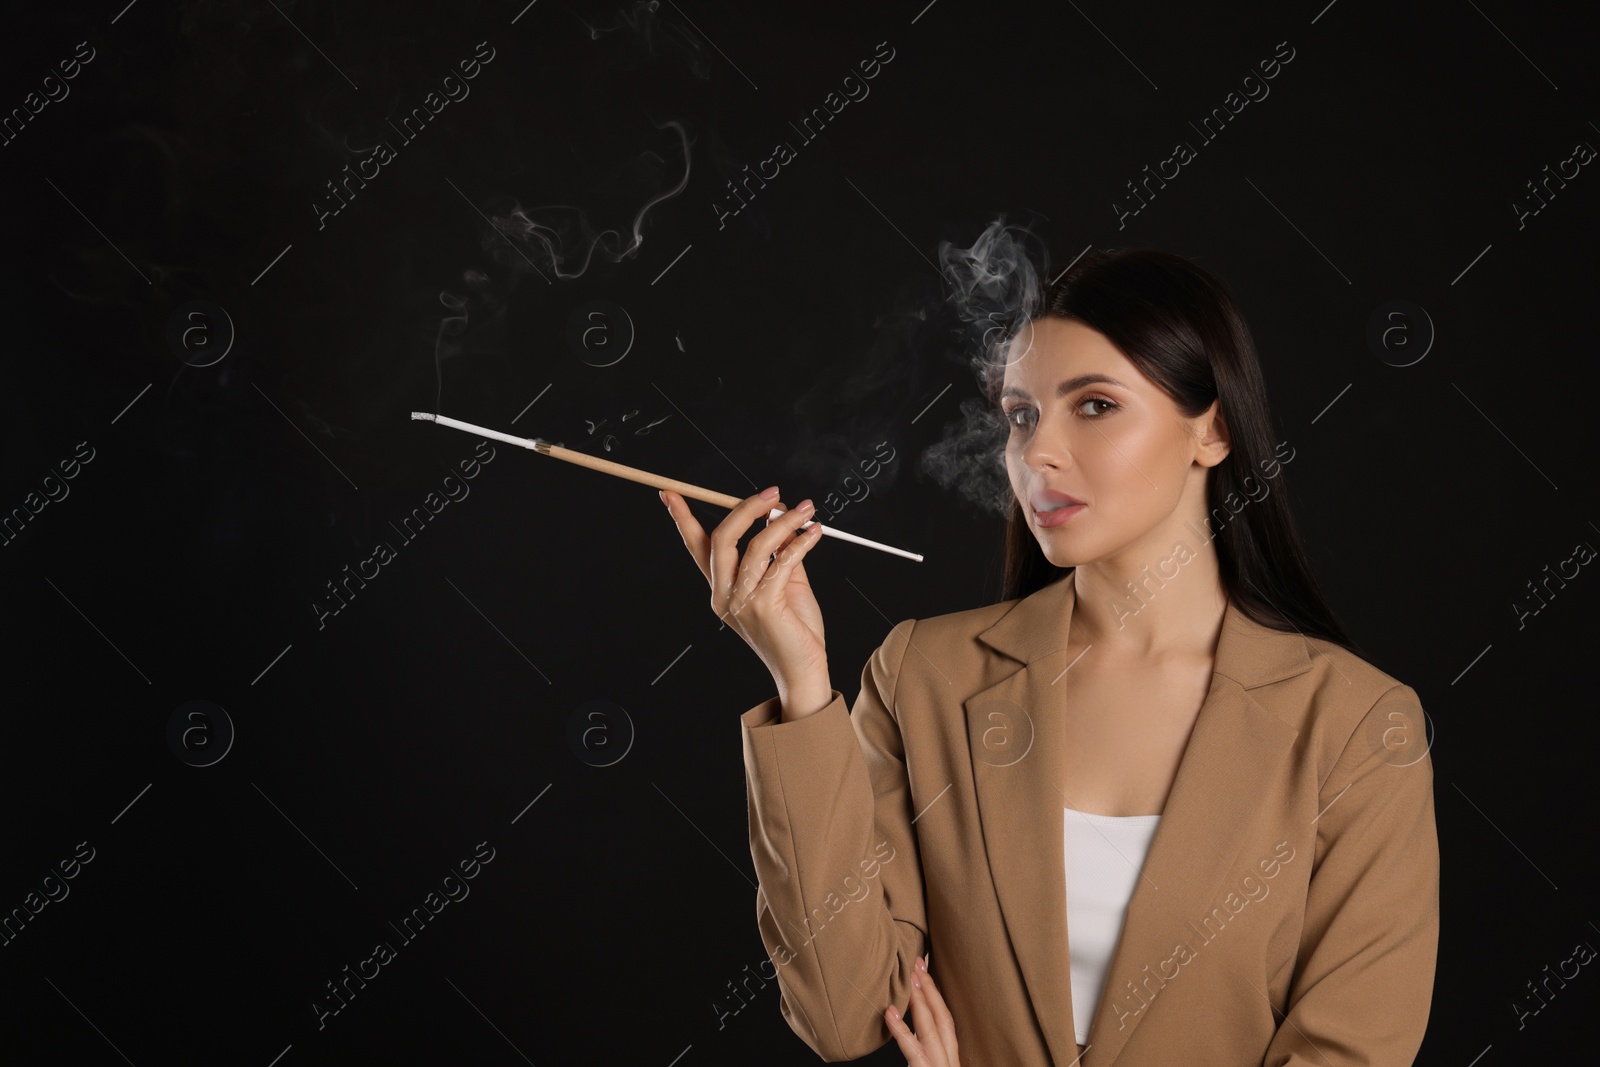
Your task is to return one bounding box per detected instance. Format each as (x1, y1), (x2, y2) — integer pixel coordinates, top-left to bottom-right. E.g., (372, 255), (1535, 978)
(739, 617), (928, 1062)
(1261, 682), (1441, 1067)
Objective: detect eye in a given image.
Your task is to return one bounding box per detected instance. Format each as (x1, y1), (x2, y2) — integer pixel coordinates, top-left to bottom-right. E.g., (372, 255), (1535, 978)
(1002, 406), (1035, 432)
(1001, 396), (1117, 432)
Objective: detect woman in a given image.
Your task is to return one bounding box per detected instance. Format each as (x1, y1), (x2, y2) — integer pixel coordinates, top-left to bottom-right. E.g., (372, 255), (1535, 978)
(662, 248), (1440, 1066)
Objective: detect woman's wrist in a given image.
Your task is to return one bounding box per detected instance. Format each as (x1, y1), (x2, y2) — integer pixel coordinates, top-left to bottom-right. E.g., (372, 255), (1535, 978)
(778, 681), (834, 723)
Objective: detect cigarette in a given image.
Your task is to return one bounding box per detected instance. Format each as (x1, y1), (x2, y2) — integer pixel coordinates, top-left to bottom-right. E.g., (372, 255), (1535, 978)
(411, 411), (924, 562)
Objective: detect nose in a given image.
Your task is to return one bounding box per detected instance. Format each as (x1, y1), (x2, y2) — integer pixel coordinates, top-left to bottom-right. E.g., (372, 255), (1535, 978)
(1019, 414), (1072, 473)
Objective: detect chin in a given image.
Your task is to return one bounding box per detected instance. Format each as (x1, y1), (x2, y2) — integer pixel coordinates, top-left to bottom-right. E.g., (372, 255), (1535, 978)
(1035, 541), (1081, 568)
(1033, 522), (1098, 560)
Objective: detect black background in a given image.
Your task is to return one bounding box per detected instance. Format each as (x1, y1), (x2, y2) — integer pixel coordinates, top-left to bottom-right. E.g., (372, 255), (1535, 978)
(2, 0), (1596, 1063)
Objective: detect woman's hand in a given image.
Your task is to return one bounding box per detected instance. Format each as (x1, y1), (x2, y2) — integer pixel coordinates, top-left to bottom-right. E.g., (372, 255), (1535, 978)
(886, 954), (961, 1067)
(660, 486), (831, 697)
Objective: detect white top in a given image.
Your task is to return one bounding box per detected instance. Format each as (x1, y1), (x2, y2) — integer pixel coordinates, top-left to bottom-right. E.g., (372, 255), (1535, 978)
(1063, 805), (1162, 1044)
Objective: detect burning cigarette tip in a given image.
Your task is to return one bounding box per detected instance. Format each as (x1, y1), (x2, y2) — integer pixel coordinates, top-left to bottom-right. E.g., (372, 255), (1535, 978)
(410, 411), (437, 421)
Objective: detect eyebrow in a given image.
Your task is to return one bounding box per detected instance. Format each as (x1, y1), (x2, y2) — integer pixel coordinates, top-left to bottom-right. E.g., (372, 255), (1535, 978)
(1001, 374), (1129, 401)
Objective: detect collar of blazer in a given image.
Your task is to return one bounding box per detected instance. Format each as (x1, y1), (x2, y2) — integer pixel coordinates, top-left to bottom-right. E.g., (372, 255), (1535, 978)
(962, 573), (1314, 1067)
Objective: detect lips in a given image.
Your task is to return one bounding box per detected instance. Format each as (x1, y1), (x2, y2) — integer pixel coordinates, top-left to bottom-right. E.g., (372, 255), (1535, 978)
(1031, 501), (1083, 528)
(1031, 488), (1084, 511)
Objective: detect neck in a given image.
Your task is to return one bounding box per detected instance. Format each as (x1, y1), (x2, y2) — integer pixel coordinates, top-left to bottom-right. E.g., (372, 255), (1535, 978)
(1068, 522), (1227, 658)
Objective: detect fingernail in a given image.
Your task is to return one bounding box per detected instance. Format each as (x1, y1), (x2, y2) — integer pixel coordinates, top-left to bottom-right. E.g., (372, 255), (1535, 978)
(762, 486), (779, 499)
(798, 499), (813, 512)
(913, 972), (921, 988)
(658, 490), (666, 505)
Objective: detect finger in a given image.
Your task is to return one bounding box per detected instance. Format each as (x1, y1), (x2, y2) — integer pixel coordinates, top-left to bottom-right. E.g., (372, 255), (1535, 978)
(884, 1004), (933, 1067)
(709, 488), (780, 614)
(761, 507), (823, 591)
(915, 964), (960, 1063)
(724, 500), (782, 618)
(731, 499), (817, 606)
(660, 490), (713, 584)
(726, 497), (798, 609)
(905, 979), (951, 1066)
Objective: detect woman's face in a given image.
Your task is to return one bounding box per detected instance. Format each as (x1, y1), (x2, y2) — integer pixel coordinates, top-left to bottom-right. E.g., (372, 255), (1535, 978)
(999, 315), (1228, 570)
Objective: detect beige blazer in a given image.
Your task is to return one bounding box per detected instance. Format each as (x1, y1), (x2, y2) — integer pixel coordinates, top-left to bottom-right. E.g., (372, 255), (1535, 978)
(740, 573), (1439, 1065)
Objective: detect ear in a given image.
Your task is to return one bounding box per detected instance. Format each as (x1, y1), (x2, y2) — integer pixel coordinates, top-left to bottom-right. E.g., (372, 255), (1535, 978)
(1194, 399), (1231, 468)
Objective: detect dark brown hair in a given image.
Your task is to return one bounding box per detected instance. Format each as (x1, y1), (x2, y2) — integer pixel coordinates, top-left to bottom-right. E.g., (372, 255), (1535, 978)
(989, 246), (1358, 655)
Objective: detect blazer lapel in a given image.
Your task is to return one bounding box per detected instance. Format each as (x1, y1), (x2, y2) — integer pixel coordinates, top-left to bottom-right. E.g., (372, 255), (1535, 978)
(963, 574), (1314, 1067)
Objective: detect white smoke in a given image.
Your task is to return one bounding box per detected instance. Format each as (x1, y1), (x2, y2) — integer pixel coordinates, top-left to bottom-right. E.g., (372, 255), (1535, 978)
(919, 216), (1052, 517)
(484, 118), (693, 281)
